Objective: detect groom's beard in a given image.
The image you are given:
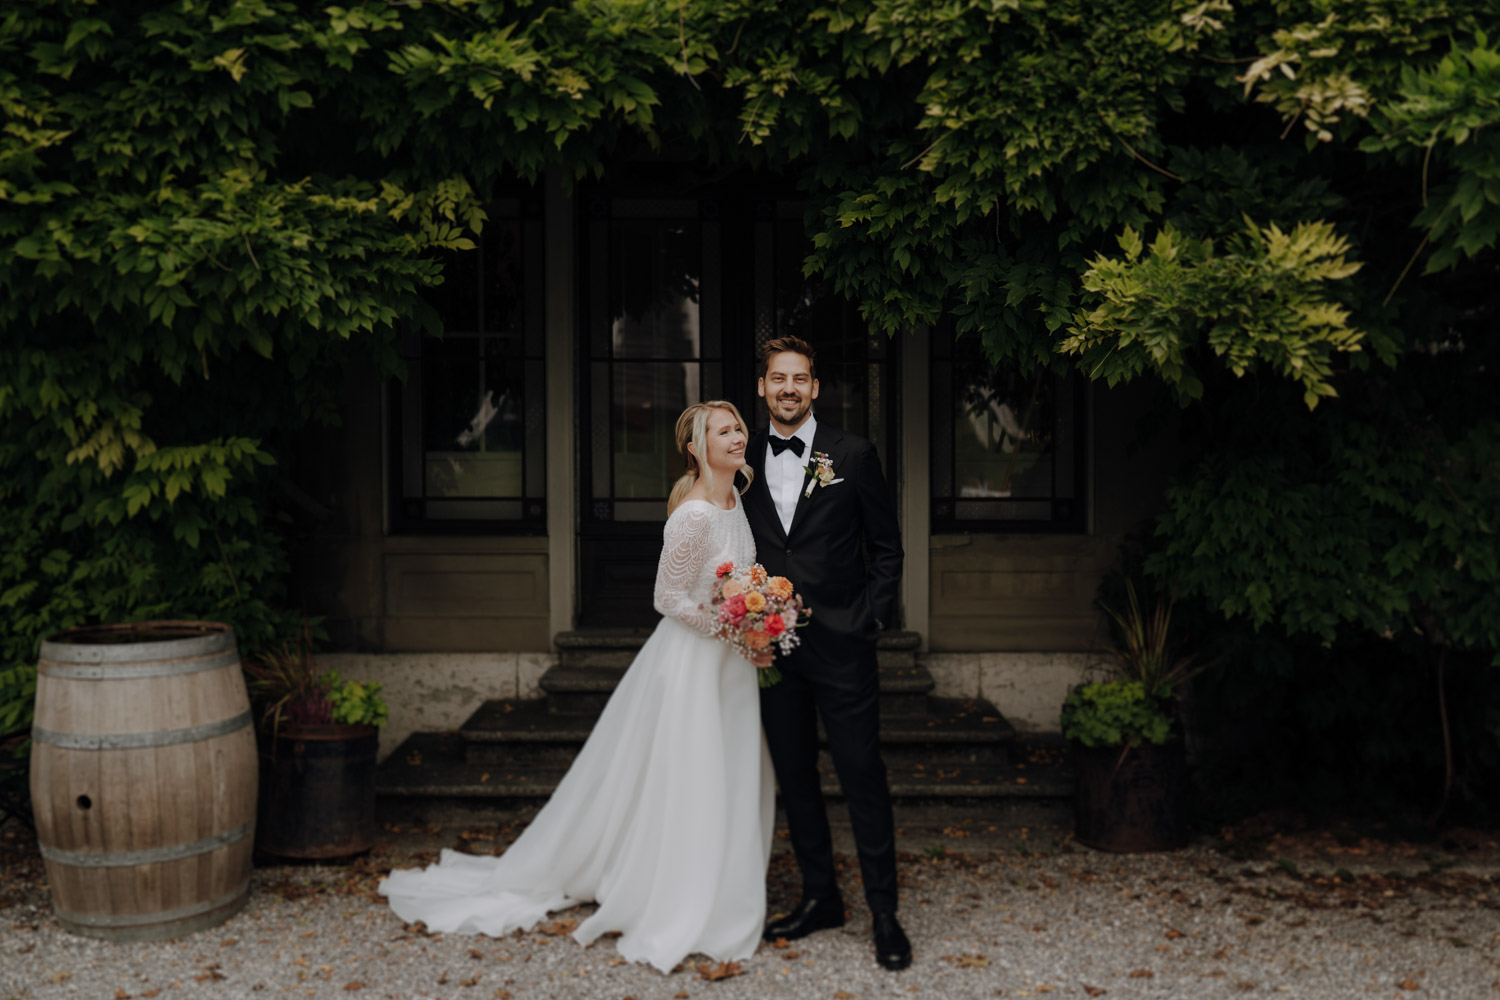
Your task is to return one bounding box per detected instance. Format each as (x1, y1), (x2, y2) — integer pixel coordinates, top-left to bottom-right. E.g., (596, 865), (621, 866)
(767, 392), (812, 429)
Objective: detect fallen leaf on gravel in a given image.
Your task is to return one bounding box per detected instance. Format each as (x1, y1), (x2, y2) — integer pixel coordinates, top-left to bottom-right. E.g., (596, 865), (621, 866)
(115, 990), (131, 999)
(221, 938), (238, 947)
(17, 943), (34, 953)
(52, 973), (72, 984)
(1129, 969), (1154, 979)
(1165, 928), (1184, 939)
(469, 948), (484, 960)
(772, 937), (790, 949)
(609, 958), (629, 967)
(1398, 979), (1421, 991)
(942, 954), (990, 968)
(342, 984), (364, 992)
(700, 961), (744, 981)
(1083, 987), (1107, 997)
(675, 993), (689, 999)
(1037, 987), (1056, 994)
(460, 975), (481, 987)
(538, 918), (578, 936)
(835, 993), (856, 999)
(141, 991), (160, 999)
(493, 991), (511, 999)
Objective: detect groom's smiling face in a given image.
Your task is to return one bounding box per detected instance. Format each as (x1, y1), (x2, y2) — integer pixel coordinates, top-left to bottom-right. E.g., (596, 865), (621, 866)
(759, 350), (819, 431)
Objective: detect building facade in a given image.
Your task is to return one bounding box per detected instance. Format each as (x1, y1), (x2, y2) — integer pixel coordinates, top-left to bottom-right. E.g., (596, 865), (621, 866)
(293, 168), (1182, 757)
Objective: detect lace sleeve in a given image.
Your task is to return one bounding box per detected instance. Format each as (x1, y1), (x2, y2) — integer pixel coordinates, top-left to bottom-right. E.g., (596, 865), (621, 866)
(653, 505), (719, 638)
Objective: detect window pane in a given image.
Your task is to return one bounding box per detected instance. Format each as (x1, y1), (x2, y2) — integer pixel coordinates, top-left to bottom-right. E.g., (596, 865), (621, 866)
(932, 324), (1085, 530)
(770, 219), (870, 437)
(612, 362), (695, 499)
(611, 221), (701, 359)
(430, 247), (480, 335)
(421, 337), (525, 499)
(482, 220), (525, 342)
(393, 196), (545, 531)
(955, 354), (1055, 500)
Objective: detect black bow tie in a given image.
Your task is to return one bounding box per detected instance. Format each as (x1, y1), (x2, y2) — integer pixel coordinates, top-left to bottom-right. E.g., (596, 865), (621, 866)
(769, 435), (805, 458)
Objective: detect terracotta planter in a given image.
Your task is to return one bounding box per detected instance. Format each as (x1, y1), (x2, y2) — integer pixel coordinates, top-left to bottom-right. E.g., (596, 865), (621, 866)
(256, 723), (378, 859)
(1072, 739), (1189, 853)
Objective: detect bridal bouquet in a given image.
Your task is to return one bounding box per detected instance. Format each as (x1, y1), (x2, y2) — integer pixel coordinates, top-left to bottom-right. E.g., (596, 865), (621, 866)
(710, 562), (809, 688)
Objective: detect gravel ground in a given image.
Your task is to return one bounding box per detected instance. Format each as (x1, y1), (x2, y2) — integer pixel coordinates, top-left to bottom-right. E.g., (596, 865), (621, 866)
(5, 817), (1500, 1000)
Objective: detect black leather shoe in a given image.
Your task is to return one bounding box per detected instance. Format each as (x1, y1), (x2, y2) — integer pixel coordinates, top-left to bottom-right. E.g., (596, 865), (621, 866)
(763, 895), (846, 941)
(873, 912), (911, 970)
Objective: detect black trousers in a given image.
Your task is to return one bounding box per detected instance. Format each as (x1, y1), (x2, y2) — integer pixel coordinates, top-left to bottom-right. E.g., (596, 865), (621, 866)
(759, 643), (898, 914)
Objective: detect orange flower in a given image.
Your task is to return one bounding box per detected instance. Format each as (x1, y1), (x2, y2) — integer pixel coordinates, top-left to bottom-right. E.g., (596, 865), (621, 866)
(744, 629), (771, 650)
(766, 576), (794, 600)
(765, 613), (785, 637)
(721, 580), (744, 598)
(749, 564), (768, 585)
(744, 591), (767, 613)
(716, 562), (735, 579)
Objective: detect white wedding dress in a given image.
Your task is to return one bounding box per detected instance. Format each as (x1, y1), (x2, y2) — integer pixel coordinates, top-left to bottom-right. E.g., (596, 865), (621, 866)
(379, 494), (774, 973)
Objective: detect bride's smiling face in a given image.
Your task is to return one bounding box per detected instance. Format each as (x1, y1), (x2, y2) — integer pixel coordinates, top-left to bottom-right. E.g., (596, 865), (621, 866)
(696, 408), (747, 477)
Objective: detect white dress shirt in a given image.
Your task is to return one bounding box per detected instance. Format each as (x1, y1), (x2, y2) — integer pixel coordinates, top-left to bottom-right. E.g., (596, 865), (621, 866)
(764, 414), (817, 537)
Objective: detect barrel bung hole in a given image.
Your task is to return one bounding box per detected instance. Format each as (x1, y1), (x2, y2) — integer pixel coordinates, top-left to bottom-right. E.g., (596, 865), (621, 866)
(76, 794), (92, 810)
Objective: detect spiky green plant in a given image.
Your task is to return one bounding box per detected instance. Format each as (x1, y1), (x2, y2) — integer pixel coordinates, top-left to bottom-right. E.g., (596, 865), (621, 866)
(1100, 581), (1206, 697)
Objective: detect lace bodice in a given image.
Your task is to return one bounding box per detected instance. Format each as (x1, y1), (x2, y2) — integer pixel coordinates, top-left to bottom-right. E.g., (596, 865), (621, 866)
(653, 494), (756, 638)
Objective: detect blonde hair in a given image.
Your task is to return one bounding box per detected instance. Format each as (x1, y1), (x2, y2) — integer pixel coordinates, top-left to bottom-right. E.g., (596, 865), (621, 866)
(667, 400), (755, 515)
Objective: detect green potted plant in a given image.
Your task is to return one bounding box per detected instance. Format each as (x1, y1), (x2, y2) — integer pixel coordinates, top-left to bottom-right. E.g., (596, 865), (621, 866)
(1061, 581), (1202, 852)
(244, 624), (388, 859)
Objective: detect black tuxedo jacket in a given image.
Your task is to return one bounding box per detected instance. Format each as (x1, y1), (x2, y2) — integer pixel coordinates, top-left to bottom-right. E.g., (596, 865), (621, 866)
(744, 422), (904, 666)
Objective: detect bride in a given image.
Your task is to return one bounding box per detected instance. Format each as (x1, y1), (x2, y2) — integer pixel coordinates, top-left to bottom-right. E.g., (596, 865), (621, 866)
(380, 400), (775, 973)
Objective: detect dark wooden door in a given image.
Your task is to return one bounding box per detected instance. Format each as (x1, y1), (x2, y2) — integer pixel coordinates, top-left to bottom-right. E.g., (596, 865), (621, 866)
(576, 196), (896, 628)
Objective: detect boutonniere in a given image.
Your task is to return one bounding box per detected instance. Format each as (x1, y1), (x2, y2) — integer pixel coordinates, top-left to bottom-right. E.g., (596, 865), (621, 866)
(803, 451), (843, 498)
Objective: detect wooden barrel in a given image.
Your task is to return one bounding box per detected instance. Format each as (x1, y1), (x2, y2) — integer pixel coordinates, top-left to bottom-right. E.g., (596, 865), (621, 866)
(29, 621), (257, 941)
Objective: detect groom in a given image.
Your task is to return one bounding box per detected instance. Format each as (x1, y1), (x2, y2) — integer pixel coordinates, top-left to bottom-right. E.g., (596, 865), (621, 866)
(744, 336), (910, 971)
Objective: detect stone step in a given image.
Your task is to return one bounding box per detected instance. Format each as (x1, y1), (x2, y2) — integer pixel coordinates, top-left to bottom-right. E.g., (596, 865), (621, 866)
(459, 696), (1015, 769)
(553, 629), (923, 671)
(538, 661), (935, 719)
(376, 731), (1072, 826)
(554, 628), (653, 670)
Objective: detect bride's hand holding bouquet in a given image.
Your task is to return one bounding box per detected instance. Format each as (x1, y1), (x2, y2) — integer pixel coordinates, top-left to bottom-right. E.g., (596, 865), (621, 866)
(710, 561), (809, 687)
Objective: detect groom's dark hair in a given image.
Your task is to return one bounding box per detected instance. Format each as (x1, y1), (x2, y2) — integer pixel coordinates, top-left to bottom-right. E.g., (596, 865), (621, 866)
(759, 336), (817, 380)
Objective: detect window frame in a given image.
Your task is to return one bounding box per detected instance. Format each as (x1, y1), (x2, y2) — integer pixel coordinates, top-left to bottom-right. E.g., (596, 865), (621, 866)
(930, 323), (1089, 535)
(386, 196), (548, 536)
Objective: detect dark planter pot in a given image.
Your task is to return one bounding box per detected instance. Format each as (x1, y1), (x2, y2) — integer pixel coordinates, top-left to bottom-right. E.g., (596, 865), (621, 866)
(256, 723), (378, 860)
(1072, 739), (1189, 853)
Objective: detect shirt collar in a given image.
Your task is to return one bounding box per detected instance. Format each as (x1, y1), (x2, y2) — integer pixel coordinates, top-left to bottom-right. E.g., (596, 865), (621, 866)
(770, 414), (817, 450)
